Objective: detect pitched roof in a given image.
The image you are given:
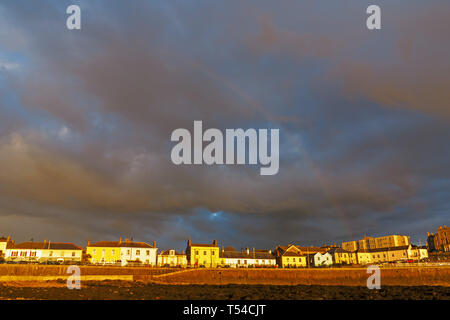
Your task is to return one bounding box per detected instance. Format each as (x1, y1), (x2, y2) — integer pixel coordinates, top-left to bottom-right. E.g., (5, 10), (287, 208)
(189, 243), (217, 247)
(88, 241), (154, 248)
(220, 250), (275, 260)
(274, 245), (305, 257)
(160, 249), (185, 256)
(327, 248), (353, 254)
(306, 251), (332, 257)
(11, 242), (82, 250)
(296, 246), (328, 254)
(282, 251), (304, 257)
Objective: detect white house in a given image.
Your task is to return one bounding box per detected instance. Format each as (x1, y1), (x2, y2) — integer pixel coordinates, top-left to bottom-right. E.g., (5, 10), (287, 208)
(308, 252), (333, 267)
(5, 240), (82, 263)
(220, 248), (277, 267)
(119, 242), (158, 266)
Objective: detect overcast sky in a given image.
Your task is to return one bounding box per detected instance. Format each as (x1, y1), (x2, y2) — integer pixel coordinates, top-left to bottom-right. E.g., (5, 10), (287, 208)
(0, 0), (448, 251)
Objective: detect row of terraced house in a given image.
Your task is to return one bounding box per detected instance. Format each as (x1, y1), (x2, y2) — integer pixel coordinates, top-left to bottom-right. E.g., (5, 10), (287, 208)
(1, 226), (447, 268)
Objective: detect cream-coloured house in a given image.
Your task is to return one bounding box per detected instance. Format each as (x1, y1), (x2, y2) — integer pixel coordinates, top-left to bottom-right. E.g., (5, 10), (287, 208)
(5, 240), (82, 263)
(220, 247), (277, 268)
(408, 245), (429, 261)
(356, 249), (372, 265)
(158, 249), (187, 267)
(369, 245), (409, 263)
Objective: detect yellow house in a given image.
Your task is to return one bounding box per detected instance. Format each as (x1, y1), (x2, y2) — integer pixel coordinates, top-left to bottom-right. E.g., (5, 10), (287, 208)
(186, 239), (220, 267)
(86, 238), (158, 266)
(328, 248), (357, 265)
(275, 245), (307, 268)
(158, 249), (187, 267)
(0, 236), (13, 259)
(86, 241), (121, 265)
(356, 249), (372, 265)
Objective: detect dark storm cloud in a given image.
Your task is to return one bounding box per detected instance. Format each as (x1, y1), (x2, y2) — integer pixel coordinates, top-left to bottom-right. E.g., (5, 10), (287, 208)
(0, 0), (448, 249)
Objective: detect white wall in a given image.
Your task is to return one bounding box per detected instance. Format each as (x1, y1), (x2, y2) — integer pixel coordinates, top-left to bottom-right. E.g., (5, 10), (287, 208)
(120, 247), (158, 266)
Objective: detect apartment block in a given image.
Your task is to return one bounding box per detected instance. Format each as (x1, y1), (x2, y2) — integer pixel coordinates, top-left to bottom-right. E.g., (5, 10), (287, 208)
(342, 235), (410, 251)
(427, 226), (450, 252)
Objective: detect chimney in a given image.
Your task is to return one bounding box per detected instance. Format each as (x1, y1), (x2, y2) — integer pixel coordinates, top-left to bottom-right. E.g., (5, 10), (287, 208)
(7, 236), (10, 242)
(182, 250), (185, 255)
(213, 239), (217, 246)
(187, 237), (191, 247)
(153, 241), (156, 248)
(125, 238), (130, 242)
(246, 247), (249, 255)
(222, 246), (224, 253)
(119, 237), (122, 244)
(44, 239), (47, 244)
(269, 250), (272, 254)
(88, 239), (91, 246)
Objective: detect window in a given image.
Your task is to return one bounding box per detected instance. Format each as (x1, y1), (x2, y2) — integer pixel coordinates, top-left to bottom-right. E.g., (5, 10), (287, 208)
(212, 251), (215, 256)
(102, 249), (105, 256)
(136, 250), (140, 255)
(203, 251), (207, 255)
(112, 250), (115, 255)
(293, 258), (296, 262)
(20, 251), (27, 257)
(195, 250), (199, 255)
(93, 249), (96, 255)
(72, 252), (76, 257)
(146, 250), (150, 255)
(127, 250), (130, 255)
(49, 251), (53, 257)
